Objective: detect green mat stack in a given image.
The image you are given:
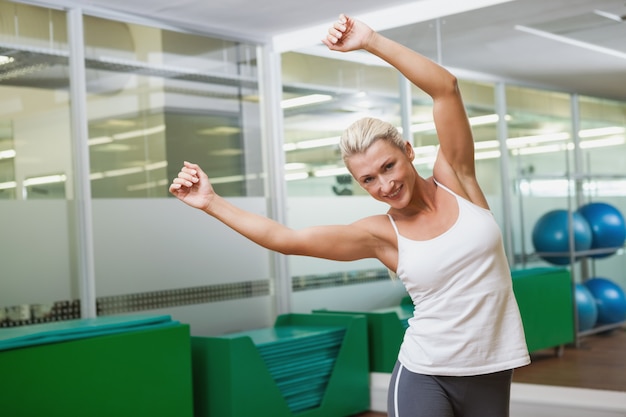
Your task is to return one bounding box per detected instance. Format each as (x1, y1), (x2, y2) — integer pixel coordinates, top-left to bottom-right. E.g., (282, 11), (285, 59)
(0, 315), (194, 417)
(315, 301), (413, 374)
(191, 313), (369, 417)
(238, 325), (345, 413)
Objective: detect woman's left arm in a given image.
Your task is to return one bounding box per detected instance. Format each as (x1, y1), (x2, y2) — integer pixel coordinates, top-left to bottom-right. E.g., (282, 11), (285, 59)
(324, 14), (480, 199)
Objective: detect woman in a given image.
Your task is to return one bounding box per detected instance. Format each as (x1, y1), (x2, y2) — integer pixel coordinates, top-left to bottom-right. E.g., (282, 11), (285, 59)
(170, 14), (530, 417)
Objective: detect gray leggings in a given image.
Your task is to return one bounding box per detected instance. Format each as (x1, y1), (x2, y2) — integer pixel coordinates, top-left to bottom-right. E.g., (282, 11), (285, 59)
(387, 362), (513, 417)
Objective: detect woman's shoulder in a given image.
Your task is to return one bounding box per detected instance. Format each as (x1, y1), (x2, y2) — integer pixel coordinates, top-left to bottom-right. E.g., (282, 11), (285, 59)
(353, 214), (397, 241)
(353, 213), (393, 229)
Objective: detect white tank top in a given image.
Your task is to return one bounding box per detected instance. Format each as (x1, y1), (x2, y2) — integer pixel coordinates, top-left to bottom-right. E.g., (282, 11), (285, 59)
(388, 181), (530, 376)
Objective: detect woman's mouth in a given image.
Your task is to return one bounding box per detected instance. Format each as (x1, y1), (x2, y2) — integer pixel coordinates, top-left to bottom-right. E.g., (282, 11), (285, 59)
(387, 185), (402, 199)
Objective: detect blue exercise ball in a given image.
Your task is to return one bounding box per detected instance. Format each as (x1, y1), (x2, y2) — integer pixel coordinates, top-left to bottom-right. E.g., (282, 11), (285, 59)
(577, 202), (626, 258)
(584, 277), (626, 325)
(531, 209), (592, 265)
(575, 283), (598, 331)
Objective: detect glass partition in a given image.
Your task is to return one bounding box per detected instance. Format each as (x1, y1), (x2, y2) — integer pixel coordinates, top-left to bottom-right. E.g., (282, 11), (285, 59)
(0, 120), (16, 200)
(0, 1), (271, 335)
(410, 80), (502, 219)
(82, 15), (271, 335)
(505, 86), (574, 268)
(281, 51), (407, 311)
(83, 15), (260, 198)
(577, 96), (626, 291)
(0, 1), (74, 324)
(281, 51), (400, 197)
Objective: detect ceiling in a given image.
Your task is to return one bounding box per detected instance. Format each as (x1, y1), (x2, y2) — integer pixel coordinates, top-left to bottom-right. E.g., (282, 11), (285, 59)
(31, 0), (626, 101)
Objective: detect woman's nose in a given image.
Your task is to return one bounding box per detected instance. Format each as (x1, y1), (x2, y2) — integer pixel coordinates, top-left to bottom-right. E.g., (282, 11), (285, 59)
(381, 177), (395, 193)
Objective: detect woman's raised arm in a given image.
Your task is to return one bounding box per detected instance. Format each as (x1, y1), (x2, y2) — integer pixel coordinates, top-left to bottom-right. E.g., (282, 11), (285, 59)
(324, 14), (479, 195)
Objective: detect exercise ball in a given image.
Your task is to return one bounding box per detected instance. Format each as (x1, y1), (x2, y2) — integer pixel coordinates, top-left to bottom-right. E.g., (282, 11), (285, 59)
(584, 277), (626, 325)
(531, 209), (592, 265)
(575, 283), (598, 331)
(577, 202), (626, 258)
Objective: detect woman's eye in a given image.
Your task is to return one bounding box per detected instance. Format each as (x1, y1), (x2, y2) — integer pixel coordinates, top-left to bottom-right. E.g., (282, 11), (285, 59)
(385, 163), (394, 170)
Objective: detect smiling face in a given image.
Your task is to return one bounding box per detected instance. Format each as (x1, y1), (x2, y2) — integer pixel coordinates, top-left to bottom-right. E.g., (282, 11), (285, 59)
(345, 139), (417, 208)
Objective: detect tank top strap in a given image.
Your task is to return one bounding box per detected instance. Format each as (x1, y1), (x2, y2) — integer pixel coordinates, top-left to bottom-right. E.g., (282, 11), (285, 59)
(386, 213), (400, 237)
(433, 178), (456, 197)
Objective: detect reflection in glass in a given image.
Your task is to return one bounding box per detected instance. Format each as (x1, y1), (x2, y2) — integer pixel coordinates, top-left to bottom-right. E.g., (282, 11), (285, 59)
(0, 1), (74, 323)
(83, 16), (260, 197)
(281, 52), (400, 196)
(0, 120), (16, 200)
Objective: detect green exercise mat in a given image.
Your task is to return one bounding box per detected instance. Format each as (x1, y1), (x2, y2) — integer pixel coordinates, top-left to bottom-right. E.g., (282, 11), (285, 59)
(0, 314), (177, 351)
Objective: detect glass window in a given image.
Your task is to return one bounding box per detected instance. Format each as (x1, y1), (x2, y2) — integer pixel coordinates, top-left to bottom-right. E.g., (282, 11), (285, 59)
(83, 16), (261, 197)
(281, 51), (400, 196)
(0, 2), (268, 332)
(0, 2), (71, 201)
(577, 96), (626, 292)
(411, 80), (500, 194)
(0, 1), (75, 323)
(505, 86), (574, 267)
(578, 96), (626, 189)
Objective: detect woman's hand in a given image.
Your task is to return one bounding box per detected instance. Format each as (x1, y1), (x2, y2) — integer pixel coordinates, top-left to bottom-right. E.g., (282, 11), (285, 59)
(322, 13), (375, 53)
(169, 161), (215, 211)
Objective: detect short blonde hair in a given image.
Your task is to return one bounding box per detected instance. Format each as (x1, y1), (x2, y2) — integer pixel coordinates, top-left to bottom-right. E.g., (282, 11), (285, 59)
(340, 117), (406, 160)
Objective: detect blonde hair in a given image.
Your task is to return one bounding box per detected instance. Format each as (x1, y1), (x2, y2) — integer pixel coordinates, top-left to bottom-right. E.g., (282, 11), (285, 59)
(339, 117), (406, 160)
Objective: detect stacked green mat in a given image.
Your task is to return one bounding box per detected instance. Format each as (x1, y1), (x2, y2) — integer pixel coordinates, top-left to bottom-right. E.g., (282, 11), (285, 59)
(223, 325), (345, 414)
(0, 314), (194, 417)
(191, 313), (369, 417)
(0, 314), (180, 351)
(314, 302), (414, 373)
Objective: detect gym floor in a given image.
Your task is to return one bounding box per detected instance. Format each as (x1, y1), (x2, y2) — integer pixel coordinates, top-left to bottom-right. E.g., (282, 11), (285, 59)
(352, 327), (626, 416)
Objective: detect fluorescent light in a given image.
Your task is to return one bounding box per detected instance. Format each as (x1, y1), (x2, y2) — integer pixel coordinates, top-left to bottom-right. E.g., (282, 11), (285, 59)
(512, 144), (566, 156)
(475, 140), (499, 150)
(281, 94), (332, 109)
(285, 172), (309, 181)
(411, 121), (436, 133)
(411, 113), (503, 133)
(297, 136), (339, 149)
(0, 149), (16, 159)
(580, 136), (625, 149)
(145, 161), (168, 170)
(0, 56), (14, 65)
(507, 132), (570, 148)
(284, 136), (339, 151)
(112, 125), (165, 141)
(210, 174), (247, 184)
(88, 136), (113, 146)
(469, 114), (501, 126)
(515, 25), (626, 60)
(285, 162), (308, 170)
(313, 167), (349, 178)
(413, 145), (438, 155)
(475, 150), (501, 160)
(593, 9), (626, 23)
(126, 179), (169, 192)
(414, 156), (436, 166)
(23, 174), (67, 187)
(0, 181), (16, 190)
(579, 126), (625, 138)
(518, 178), (572, 197)
(103, 167), (144, 177)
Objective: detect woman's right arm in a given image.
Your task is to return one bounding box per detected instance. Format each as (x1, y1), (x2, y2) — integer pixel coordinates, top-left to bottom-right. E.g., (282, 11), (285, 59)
(324, 14), (487, 207)
(169, 161), (383, 262)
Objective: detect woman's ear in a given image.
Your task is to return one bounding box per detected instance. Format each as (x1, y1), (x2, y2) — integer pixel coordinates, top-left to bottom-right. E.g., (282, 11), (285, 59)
(404, 141), (415, 161)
